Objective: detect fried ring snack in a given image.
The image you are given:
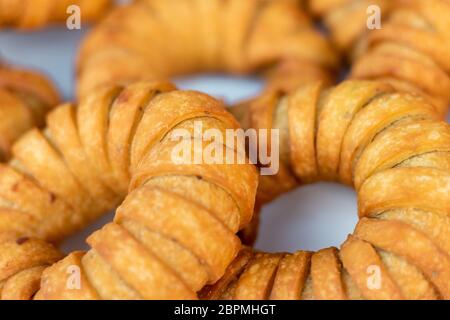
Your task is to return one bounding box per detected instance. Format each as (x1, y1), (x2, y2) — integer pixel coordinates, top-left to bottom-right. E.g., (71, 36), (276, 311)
(308, 0), (450, 117)
(0, 81), (258, 299)
(218, 80), (449, 300)
(0, 0), (111, 29)
(307, 0), (396, 53)
(350, 0), (450, 117)
(77, 0), (339, 98)
(1, 79), (448, 300)
(0, 63), (59, 161)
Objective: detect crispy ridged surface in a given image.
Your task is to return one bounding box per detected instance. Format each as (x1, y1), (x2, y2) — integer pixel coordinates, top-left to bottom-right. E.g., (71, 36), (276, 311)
(77, 0), (339, 98)
(0, 81), (258, 299)
(309, 0), (450, 117)
(350, 0), (450, 117)
(0, 238), (62, 300)
(0, 0), (111, 29)
(0, 64), (60, 161)
(1, 77), (447, 299)
(223, 80), (450, 300)
(1, 0), (448, 296)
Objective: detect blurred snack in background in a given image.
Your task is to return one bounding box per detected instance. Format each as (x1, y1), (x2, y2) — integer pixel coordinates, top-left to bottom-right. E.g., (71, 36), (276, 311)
(0, 63), (60, 161)
(0, 0), (111, 30)
(0, 82), (259, 300)
(0, 0), (449, 301)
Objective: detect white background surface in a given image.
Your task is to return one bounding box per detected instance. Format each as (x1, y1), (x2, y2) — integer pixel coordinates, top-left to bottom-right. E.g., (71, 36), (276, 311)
(1, 26), (448, 254)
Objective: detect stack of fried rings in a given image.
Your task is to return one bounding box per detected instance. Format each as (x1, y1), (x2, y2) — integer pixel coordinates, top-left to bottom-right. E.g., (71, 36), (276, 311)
(0, 0), (449, 300)
(215, 80), (450, 300)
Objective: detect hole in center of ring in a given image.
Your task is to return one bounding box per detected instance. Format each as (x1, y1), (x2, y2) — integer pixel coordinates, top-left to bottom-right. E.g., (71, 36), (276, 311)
(255, 182), (358, 253)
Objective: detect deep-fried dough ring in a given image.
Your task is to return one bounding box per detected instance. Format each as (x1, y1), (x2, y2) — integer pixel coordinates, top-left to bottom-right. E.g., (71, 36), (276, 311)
(307, 0), (397, 53)
(0, 81), (258, 299)
(0, 0), (111, 29)
(309, 0), (450, 117)
(0, 237), (62, 300)
(76, 0), (339, 98)
(350, 0), (450, 117)
(0, 63), (60, 161)
(1, 0), (448, 300)
(1, 79), (448, 299)
(221, 80), (450, 300)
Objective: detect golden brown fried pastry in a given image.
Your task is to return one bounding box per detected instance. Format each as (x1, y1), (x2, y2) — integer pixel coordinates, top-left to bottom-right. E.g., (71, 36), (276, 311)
(307, 0), (396, 53)
(1, 78), (448, 300)
(220, 80), (450, 299)
(308, 0), (450, 117)
(77, 0), (340, 98)
(0, 81), (258, 299)
(0, 237), (62, 300)
(0, 63), (59, 161)
(0, 0), (111, 29)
